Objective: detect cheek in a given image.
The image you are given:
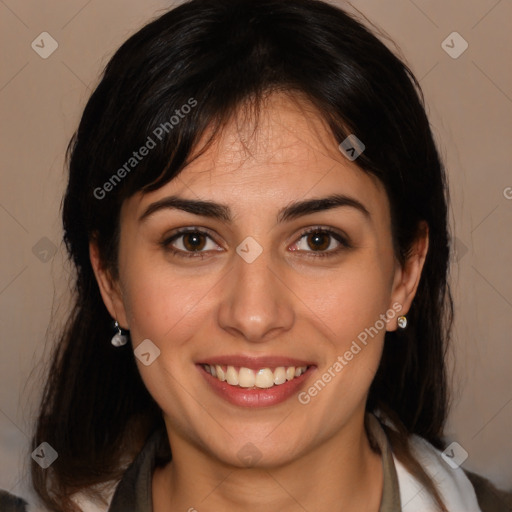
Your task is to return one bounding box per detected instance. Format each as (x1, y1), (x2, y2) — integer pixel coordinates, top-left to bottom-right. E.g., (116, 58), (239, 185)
(118, 260), (215, 415)
(301, 255), (393, 345)
(119, 255), (221, 346)
(295, 263), (391, 428)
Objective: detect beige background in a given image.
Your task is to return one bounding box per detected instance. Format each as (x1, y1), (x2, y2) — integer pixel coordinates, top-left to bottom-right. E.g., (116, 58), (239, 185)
(1, 0), (511, 506)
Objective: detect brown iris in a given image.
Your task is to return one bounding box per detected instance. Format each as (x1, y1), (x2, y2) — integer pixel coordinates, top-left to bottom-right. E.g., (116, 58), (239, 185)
(183, 233), (207, 251)
(306, 232), (330, 251)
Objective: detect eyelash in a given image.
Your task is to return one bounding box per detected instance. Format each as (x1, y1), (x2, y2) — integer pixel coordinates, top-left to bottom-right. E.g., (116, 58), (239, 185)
(160, 226), (351, 259)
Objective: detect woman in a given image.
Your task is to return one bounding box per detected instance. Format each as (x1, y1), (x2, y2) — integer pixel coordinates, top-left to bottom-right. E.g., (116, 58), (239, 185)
(19, 0), (510, 510)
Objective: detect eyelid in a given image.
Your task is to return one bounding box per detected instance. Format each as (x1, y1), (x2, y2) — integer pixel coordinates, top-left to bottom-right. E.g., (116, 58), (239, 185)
(161, 227), (224, 257)
(161, 225), (352, 258)
(290, 226), (352, 255)
(163, 226), (219, 242)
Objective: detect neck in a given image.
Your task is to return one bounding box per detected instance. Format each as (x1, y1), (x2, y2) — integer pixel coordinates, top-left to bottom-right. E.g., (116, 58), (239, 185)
(153, 414), (383, 512)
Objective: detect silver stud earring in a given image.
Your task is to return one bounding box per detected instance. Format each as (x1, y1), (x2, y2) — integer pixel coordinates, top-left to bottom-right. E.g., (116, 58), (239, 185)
(111, 320), (128, 347)
(397, 315), (408, 329)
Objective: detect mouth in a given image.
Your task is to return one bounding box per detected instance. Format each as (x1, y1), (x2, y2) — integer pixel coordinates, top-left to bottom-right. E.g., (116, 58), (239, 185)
(197, 357), (316, 407)
(201, 363), (309, 389)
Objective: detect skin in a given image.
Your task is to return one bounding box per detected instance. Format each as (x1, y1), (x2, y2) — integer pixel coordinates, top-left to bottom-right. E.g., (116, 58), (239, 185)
(90, 92), (428, 512)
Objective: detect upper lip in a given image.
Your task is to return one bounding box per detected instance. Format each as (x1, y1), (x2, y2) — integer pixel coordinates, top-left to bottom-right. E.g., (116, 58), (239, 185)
(197, 355), (315, 370)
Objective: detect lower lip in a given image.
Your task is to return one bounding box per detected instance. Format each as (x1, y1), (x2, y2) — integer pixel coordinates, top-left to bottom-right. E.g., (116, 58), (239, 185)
(198, 365), (315, 407)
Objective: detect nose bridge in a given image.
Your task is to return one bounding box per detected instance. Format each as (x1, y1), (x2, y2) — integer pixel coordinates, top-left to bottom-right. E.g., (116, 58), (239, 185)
(217, 245), (294, 342)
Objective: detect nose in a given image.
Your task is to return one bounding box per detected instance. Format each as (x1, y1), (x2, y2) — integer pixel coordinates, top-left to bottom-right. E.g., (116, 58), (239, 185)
(217, 247), (295, 343)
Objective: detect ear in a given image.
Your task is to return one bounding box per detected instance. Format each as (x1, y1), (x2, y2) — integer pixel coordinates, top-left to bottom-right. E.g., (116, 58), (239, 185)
(89, 240), (130, 329)
(387, 221), (429, 331)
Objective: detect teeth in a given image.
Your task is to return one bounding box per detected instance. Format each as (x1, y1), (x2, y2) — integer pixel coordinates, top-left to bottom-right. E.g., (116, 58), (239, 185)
(238, 367), (255, 388)
(203, 364), (308, 388)
(226, 366), (239, 386)
(215, 365), (226, 381)
(255, 368), (274, 388)
(274, 366), (286, 385)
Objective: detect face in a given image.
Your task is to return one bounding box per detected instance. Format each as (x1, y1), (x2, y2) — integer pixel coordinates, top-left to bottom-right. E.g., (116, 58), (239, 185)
(92, 92), (426, 468)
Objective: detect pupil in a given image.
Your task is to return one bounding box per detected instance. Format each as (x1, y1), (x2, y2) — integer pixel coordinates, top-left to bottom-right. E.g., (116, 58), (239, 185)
(308, 233), (329, 251)
(184, 233), (205, 251)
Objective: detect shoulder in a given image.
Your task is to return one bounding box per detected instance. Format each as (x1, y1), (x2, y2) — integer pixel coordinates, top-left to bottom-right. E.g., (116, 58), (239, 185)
(464, 470), (512, 512)
(69, 480), (119, 512)
(0, 484), (118, 512)
(395, 434), (512, 512)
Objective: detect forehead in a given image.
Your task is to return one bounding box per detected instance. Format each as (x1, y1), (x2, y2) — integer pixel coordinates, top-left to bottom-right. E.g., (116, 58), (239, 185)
(126, 92), (389, 221)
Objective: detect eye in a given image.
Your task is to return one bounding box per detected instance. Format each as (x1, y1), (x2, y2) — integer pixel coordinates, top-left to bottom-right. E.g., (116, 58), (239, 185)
(289, 228), (350, 256)
(161, 226), (350, 259)
(162, 228), (222, 257)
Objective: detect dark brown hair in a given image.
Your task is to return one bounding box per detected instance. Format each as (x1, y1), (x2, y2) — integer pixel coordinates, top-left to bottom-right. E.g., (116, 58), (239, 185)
(32, 0), (453, 510)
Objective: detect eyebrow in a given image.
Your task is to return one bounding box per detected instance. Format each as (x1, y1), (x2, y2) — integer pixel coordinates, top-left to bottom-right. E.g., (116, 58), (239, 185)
(138, 193), (370, 224)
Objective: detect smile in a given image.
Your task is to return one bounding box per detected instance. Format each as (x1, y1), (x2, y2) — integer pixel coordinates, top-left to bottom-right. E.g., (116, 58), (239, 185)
(202, 364), (309, 388)
(197, 355), (315, 407)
